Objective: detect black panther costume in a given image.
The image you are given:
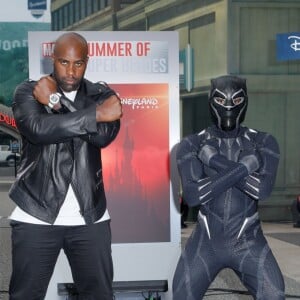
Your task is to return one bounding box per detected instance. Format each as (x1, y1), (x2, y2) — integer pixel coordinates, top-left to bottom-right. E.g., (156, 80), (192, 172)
(172, 75), (285, 299)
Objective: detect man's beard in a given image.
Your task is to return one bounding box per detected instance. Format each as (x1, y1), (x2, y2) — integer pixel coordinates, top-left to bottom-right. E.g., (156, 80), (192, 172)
(58, 78), (81, 92)
(53, 72), (82, 92)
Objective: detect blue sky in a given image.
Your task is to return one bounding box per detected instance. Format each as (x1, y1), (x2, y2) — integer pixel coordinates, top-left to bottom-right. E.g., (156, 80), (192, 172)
(0, 0), (51, 22)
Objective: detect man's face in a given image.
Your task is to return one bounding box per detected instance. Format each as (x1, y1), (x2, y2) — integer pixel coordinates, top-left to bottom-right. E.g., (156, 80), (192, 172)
(52, 45), (88, 92)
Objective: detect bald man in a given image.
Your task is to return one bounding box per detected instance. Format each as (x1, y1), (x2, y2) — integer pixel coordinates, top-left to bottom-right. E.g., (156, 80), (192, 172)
(8, 32), (122, 300)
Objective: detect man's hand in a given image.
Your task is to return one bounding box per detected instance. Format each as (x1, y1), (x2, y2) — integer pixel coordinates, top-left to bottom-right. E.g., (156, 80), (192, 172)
(96, 94), (123, 122)
(33, 76), (58, 106)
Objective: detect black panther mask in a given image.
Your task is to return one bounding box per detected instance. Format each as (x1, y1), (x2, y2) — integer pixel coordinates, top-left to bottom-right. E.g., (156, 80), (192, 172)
(209, 75), (248, 131)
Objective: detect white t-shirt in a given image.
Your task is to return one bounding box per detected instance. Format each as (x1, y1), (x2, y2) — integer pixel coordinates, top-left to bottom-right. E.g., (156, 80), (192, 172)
(9, 90), (110, 225)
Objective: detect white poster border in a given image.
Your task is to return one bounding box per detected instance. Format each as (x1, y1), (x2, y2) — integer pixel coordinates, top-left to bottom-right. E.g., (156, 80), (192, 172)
(28, 31), (181, 300)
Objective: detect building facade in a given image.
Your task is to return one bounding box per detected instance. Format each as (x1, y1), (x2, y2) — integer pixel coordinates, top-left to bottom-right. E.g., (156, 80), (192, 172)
(51, 0), (300, 221)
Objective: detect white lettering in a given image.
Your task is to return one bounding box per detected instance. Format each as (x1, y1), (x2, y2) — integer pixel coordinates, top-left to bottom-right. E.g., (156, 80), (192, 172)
(288, 36), (300, 51)
(121, 97), (159, 109)
(0, 39), (28, 51)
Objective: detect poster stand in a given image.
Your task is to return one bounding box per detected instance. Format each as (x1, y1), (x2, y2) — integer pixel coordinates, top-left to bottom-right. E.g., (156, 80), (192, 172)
(28, 31), (180, 300)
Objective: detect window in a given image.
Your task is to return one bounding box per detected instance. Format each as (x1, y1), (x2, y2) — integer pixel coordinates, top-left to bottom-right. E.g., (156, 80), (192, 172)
(69, 2), (74, 25)
(87, 0), (93, 15)
(80, 0), (86, 19)
(74, 0), (80, 22)
(51, 11), (59, 30)
(63, 5), (69, 28)
(58, 8), (63, 30)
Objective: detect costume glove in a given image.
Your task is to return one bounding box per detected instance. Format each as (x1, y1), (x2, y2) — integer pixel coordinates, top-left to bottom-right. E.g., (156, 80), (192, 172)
(238, 147), (262, 174)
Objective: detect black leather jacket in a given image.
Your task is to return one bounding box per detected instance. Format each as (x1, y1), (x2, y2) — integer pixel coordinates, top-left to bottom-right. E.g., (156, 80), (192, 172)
(9, 78), (120, 224)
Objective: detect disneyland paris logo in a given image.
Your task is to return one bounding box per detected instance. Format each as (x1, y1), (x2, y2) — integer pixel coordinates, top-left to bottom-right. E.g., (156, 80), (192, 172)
(288, 35), (300, 51)
(121, 97), (159, 110)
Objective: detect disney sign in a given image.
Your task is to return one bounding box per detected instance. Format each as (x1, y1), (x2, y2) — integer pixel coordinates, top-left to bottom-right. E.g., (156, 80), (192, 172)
(276, 32), (300, 61)
(288, 35), (300, 52)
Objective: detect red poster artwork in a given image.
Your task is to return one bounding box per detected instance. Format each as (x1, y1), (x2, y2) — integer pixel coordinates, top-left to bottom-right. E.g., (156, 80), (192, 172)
(101, 83), (170, 243)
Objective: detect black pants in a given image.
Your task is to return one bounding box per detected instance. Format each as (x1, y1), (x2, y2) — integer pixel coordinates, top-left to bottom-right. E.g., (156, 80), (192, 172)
(9, 220), (113, 300)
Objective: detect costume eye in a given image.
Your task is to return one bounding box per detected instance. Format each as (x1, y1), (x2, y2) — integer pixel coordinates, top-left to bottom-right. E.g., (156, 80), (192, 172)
(233, 97), (244, 105)
(214, 97), (226, 105)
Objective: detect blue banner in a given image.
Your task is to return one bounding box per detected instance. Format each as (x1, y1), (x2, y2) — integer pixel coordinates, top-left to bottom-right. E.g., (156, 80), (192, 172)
(276, 32), (300, 61)
(28, 0), (47, 10)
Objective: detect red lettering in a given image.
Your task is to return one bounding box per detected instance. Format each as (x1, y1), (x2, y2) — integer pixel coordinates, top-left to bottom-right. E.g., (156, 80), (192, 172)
(107, 43), (117, 56)
(95, 43), (106, 56)
(0, 113), (17, 128)
(136, 42), (151, 56)
(12, 118), (17, 128)
(42, 42), (55, 57)
(88, 42), (132, 56)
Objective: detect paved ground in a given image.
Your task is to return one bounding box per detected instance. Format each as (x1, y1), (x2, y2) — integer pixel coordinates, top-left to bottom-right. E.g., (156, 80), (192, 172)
(1, 174), (300, 299)
(2, 222), (300, 299)
(0, 220), (10, 300)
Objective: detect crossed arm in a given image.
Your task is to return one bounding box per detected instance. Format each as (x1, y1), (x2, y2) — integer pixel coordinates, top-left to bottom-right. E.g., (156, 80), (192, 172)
(13, 76), (122, 147)
(176, 131), (280, 207)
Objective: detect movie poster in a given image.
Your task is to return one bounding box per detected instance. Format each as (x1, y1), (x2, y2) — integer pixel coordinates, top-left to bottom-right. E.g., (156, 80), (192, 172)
(103, 83), (170, 243)
(29, 32), (177, 244)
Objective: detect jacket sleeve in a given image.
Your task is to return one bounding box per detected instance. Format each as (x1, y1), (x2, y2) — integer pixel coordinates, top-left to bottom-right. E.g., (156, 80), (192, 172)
(83, 120), (120, 148)
(13, 80), (101, 145)
(57, 81), (120, 148)
(176, 135), (249, 207)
